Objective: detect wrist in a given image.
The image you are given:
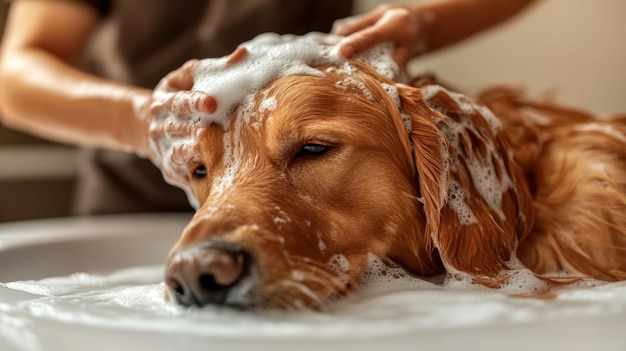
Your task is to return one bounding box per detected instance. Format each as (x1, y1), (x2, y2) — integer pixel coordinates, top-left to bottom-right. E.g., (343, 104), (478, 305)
(117, 88), (152, 157)
(410, 4), (437, 56)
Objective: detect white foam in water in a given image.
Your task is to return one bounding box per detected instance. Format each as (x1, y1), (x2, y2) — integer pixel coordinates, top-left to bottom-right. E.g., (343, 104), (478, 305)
(2, 261), (626, 351)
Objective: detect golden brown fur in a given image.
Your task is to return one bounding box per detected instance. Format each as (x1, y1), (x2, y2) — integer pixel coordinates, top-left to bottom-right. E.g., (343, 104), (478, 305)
(166, 60), (626, 309)
(478, 87), (626, 280)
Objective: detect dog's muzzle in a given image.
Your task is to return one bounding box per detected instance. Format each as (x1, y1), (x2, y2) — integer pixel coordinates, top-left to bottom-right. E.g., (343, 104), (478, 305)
(165, 242), (252, 308)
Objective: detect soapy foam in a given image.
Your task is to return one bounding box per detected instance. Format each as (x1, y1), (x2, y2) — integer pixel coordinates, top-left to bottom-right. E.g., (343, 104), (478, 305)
(360, 253), (437, 295)
(421, 84), (511, 224)
(272, 206), (292, 227)
(316, 231), (327, 252)
(259, 95), (277, 113)
(335, 77), (374, 100)
(327, 254), (351, 273)
(191, 33), (397, 130)
(2, 261), (625, 351)
(382, 83), (413, 132)
(446, 179), (477, 225)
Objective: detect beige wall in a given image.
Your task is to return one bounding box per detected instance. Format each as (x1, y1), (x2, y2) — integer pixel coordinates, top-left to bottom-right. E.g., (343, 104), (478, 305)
(357, 0), (626, 115)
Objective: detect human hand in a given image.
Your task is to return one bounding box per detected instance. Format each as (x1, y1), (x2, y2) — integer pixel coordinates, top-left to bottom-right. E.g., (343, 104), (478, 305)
(143, 59), (216, 192)
(144, 48), (249, 192)
(332, 4), (424, 66)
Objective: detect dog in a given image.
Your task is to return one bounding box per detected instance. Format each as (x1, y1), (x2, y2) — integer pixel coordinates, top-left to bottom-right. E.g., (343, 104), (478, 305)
(162, 47), (626, 310)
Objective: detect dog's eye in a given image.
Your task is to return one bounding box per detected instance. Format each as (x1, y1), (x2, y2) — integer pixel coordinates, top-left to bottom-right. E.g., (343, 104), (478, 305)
(192, 165), (208, 179)
(300, 144), (329, 156)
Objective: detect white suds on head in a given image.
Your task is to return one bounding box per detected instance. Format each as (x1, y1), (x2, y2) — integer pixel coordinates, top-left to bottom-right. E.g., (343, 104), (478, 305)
(191, 33), (398, 130)
(335, 77), (373, 100)
(259, 96), (277, 112)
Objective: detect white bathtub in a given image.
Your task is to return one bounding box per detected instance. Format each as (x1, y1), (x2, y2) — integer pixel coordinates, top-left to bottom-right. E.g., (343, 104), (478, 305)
(1, 214), (625, 351)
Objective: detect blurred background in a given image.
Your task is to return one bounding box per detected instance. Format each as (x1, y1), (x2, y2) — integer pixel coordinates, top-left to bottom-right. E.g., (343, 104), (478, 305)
(0, 3), (77, 222)
(1, 0), (625, 222)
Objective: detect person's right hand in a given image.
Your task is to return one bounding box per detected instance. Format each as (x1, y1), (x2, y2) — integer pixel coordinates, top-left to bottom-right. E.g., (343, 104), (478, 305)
(332, 4), (423, 66)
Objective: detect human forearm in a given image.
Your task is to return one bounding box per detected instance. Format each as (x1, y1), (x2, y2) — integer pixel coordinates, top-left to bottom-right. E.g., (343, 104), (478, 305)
(412, 0), (538, 54)
(0, 0), (220, 192)
(0, 48), (151, 155)
(333, 0), (538, 65)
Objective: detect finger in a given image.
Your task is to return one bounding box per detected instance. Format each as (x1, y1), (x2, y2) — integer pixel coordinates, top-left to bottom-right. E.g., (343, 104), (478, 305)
(331, 6), (389, 36)
(152, 91), (217, 117)
(332, 16), (365, 36)
(171, 142), (199, 165)
(226, 47), (247, 66)
(338, 8), (415, 58)
(163, 119), (192, 138)
(149, 123), (165, 141)
(149, 90), (172, 116)
(168, 59), (200, 91)
(196, 94), (217, 114)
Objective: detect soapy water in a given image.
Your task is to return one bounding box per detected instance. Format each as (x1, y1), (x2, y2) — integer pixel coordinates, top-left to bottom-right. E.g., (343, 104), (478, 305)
(2, 256), (626, 351)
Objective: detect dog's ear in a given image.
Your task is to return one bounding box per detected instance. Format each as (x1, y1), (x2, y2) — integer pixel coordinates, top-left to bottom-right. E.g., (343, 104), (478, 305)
(398, 84), (533, 286)
(397, 84), (448, 245)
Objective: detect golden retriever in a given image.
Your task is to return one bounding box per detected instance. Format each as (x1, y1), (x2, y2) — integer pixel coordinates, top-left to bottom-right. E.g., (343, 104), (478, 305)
(164, 59), (626, 310)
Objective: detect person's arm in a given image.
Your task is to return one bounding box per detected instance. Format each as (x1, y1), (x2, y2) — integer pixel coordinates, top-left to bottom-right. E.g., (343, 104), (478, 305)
(0, 0), (152, 155)
(332, 0), (538, 65)
(0, 0), (218, 190)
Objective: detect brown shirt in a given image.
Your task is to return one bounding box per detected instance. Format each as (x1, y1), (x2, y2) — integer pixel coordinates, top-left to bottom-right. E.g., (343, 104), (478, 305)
(71, 0), (353, 214)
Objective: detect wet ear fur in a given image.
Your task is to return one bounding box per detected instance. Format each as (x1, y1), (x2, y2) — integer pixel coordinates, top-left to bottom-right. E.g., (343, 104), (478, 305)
(398, 83), (528, 286)
(397, 85), (448, 249)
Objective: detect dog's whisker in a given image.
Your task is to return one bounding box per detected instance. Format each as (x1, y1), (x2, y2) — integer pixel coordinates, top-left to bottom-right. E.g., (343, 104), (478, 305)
(286, 258), (358, 301)
(287, 254), (353, 289)
(263, 279), (326, 311)
(281, 280), (327, 309)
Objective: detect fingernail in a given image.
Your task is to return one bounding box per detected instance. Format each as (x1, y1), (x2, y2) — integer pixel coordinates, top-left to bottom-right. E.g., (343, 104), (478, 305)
(226, 47), (247, 66)
(202, 96), (217, 114)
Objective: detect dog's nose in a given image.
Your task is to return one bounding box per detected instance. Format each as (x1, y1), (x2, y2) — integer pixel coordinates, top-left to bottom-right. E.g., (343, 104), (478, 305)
(165, 245), (248, 307)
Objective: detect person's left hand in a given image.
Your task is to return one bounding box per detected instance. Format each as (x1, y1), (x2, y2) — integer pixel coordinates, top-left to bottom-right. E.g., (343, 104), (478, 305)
(146, 48), (248, 191)
(145, 59), (215, 190)
(332, 4), (422, 66)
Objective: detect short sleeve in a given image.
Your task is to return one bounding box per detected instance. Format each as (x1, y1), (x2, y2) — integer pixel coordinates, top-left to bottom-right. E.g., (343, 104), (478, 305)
(30, 0), (112, 17)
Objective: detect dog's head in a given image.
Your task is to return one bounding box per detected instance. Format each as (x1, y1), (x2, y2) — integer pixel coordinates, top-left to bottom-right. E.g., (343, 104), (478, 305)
(163, 35), (533, 310)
